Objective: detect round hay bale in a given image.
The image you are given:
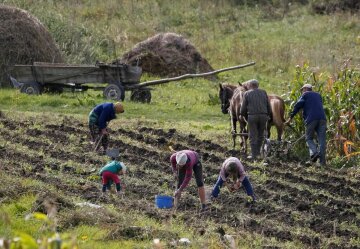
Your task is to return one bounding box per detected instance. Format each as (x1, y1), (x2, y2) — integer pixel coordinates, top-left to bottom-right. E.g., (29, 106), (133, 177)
(117, 33), (216, 79)
(0, 5), (63, 87)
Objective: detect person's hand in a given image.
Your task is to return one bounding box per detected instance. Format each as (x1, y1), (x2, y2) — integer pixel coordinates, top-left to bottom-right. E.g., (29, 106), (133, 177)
(101, 128), (108, 135)
(227, 185), (235, 192)
(174, 189), (181, 198)
(233, 181), (241, 190)
(173, 172), (178, 181)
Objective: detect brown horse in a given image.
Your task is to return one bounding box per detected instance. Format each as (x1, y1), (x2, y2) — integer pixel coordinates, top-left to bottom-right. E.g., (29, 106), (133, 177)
(219, 83), (286, 146)
(268, 95), (286, 141)
(228, 84), (248, 151)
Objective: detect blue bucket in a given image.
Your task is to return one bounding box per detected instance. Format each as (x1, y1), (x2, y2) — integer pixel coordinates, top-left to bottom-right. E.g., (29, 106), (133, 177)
(155, 195), (173, 209)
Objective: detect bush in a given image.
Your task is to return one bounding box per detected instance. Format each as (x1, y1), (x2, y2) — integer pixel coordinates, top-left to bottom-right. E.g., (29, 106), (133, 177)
(310, 0), (360, 14)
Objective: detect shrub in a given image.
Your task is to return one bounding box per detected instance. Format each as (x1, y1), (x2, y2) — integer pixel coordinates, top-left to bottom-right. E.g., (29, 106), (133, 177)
(310, 0), (360, 14)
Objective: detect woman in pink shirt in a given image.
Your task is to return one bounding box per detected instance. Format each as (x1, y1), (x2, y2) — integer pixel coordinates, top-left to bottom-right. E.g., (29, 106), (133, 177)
(211, 157), (255, 203)
(170, 150), (206, 210)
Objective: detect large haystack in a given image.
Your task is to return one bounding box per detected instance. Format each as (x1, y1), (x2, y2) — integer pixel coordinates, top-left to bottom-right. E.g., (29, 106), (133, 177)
(117, 33), (216, 78)
(0, 5), (63, 87)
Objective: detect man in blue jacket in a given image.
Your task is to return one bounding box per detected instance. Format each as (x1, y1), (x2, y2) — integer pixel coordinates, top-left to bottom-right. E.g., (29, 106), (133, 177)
(285, 84), (327, 165)
(89, 102), (124, 152)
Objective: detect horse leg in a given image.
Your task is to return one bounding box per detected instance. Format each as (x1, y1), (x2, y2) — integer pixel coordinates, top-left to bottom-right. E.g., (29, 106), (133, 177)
(231, 118), (237, 148)
(267, 121), (272, 139)
(276, 122), (284, 141)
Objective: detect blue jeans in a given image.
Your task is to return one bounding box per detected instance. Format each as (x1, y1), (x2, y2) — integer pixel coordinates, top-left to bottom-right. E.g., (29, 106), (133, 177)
(211, 175), (254, 198)
(305, 119), (327, 165)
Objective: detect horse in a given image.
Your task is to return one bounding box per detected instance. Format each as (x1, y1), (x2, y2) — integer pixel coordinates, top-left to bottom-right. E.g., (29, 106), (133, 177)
(228, 84), (248, 152)
(219, 83), (286, 147)
(268, 95), (286, 141)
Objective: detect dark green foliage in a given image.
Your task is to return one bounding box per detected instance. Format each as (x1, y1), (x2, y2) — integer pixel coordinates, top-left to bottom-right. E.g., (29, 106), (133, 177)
(311, 0), (360, 14)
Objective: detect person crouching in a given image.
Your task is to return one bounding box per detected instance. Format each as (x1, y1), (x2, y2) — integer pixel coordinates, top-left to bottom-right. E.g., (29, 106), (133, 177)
(211, 157), (255, 203)
(99, 149), (126, 195)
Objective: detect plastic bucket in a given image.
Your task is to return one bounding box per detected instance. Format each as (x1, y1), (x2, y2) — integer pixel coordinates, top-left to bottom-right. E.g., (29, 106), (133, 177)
(155, 195), (173, 209)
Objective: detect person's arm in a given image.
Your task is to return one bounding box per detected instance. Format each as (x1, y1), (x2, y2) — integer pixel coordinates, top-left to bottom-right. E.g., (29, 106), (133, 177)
(219, 165), (227, 182)
(285, 96), (305, 124)
(97, 107), (110, 130)
(170, 153), (177, 174)
(178, 166), (192, 191)
(118, 162), (126, 175)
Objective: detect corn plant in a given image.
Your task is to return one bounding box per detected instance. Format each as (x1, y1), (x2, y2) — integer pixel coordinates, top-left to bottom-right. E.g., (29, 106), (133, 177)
(284, 63), (360, 164)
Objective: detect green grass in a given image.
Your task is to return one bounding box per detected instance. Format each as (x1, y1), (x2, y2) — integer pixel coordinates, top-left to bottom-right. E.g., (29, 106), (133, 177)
(1, 0), (359, 86)
(0, 1), (359, 248)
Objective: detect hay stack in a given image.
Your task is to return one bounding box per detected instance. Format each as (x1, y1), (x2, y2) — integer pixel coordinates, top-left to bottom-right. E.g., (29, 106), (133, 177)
(117, 33), (215, 78)
(0, 5), (63, 87)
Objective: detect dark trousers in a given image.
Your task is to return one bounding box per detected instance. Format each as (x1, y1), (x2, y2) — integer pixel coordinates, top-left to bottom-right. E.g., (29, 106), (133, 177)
(89, 123), (109, 150)
(177, 162), (204, 188)
(305, 119), (327, 165)
(247, 114), (268, 157)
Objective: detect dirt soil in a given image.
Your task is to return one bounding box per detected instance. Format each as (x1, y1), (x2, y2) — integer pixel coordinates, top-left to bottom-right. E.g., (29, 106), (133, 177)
(0, 114), (359, 248)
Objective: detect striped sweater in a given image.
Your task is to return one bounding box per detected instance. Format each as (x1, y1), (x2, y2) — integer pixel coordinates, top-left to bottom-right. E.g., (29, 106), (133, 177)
(240, 88), (272, 117)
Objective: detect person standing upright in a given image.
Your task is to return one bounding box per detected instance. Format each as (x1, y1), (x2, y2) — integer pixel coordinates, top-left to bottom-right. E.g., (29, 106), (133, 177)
(285, 84), (327, 166)
(240, 79), (272, 160)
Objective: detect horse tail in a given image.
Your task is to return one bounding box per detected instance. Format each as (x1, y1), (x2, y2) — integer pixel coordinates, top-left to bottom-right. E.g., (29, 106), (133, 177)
(279, 98), (286, 123)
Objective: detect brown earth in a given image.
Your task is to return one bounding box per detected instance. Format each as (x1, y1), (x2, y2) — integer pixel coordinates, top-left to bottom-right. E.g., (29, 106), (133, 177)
(0, 115), (359, 248)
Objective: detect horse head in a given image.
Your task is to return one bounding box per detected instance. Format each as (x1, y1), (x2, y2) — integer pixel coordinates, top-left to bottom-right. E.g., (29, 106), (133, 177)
(219, 83), (236, 114)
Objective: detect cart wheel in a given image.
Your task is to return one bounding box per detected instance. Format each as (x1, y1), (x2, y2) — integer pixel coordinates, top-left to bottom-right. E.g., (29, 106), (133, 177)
(103, 84), (125, 101)
(130, 89), (152, 103)
(20, 82), (42, 95)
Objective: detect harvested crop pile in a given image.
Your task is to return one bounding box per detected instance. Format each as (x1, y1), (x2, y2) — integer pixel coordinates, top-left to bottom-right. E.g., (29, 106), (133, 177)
(0, 5), (63, 87)
(117, 33), (215, 78)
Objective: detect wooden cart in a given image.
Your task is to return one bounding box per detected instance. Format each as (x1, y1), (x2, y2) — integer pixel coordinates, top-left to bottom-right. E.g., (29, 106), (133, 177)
(10, 61), (255, 103)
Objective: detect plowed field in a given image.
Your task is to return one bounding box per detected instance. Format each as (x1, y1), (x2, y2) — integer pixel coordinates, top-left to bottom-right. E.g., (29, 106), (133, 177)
(0, 113), (359, 248)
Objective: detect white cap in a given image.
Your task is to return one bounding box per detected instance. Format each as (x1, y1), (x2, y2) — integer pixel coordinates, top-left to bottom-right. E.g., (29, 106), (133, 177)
(176, 152), (188, 166)
(301, 84), (313, 90)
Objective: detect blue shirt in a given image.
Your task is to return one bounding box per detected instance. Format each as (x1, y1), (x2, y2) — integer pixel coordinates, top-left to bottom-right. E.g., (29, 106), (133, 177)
(89, 102), (116, 129)
(290, 91), (326, 125)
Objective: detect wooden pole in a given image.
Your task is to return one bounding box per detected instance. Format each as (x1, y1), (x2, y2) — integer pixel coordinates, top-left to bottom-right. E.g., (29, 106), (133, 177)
(125, 61), (256, 90)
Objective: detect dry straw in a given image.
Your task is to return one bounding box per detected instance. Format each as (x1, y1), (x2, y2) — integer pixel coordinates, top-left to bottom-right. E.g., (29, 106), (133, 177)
(0, 5), (63, 87)
(117, 32), (216, 79)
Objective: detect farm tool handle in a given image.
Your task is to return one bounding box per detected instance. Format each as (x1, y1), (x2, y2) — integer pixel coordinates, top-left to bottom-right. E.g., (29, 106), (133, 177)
(93, 134), (104, 151)
(286, 133), (306, 151)
(125, 62), (256, 90)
